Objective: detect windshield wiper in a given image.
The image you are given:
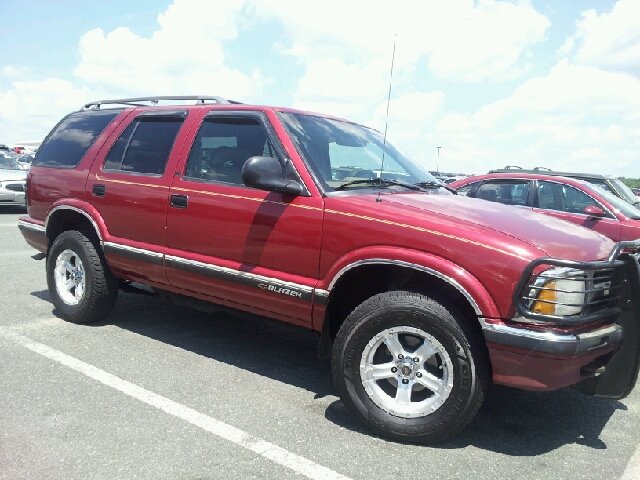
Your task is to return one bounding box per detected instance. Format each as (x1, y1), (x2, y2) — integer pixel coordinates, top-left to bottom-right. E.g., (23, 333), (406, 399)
(334, 178), (422, 191)
(414, 181), (458, 194)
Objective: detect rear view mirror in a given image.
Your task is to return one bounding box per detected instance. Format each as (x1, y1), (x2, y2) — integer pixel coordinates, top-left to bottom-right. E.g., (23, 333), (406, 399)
(584, 205), (605, 218)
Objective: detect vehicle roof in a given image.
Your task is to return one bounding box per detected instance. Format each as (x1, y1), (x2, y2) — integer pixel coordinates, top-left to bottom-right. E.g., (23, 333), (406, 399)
(448, 172), (605, 190)
(78, 96), (357, 126)
(488, 166), (613, 180)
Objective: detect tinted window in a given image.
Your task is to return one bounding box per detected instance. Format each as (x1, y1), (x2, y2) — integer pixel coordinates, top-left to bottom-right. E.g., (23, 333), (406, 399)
(34, 110), (122, 168)
(455, 181), (479, 197)
(477, 180), (530, 206)
(104, 116), (184, 175)
(183, 117), (275, 185)
(538, 181), (598, 213)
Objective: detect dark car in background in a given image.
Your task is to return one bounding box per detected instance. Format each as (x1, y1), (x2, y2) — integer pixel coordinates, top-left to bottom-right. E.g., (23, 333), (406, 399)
(449, 172), (640, 242)
(489, 166), (640, 208)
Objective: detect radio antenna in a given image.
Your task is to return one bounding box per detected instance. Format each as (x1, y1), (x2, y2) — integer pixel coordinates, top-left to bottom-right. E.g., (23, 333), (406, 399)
(377, 35), (396, 203)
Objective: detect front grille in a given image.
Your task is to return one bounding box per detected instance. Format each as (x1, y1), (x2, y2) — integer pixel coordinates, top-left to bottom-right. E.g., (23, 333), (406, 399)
(5, 183), (25, 192)
(514, 258), (627, 325)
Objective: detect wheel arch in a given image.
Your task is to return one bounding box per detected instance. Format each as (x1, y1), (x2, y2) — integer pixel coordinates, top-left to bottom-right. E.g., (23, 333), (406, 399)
(318, 252), (500, 351)
(45, 201), (107, 251)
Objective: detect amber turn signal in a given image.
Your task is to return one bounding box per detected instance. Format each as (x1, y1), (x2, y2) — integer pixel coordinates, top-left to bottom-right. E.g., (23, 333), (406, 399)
(532, 281), (557, 315)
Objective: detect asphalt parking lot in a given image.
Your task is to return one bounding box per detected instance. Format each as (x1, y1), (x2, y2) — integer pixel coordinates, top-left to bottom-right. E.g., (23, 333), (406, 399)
(1, 206), (640, 480)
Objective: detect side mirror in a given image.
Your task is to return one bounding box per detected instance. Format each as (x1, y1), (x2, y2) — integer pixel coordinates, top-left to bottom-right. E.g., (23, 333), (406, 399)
(242, 156), (304, 196)
(584, 205), (605, 218)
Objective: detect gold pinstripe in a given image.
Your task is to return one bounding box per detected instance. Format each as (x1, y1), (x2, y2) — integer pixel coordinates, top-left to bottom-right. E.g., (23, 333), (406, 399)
(94, 176), (527, 260)
(95, 175), (169, 189)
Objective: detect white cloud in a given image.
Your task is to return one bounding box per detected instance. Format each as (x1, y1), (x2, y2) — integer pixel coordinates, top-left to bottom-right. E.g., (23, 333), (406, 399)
(0, 78), (90, 142)
(296, 59), (388, 100)
(374, 92), (445, 122)
(427, 60), (640, 175)
(260, 0), (549, 83)
(568, 0), (640, 77)
(74, 0), (265, 99)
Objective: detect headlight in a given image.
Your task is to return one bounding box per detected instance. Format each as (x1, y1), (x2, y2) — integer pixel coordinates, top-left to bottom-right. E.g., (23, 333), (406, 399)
(529, 267), (586, 317)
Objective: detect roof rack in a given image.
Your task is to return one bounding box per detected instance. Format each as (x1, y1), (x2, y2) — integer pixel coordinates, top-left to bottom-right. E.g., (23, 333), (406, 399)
(82, 96), (238, 110)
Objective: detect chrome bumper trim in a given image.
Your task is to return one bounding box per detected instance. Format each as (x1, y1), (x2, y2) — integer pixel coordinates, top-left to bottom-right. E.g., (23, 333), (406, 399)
(17, 219), (45, 235)
(480, 318), (623, 356)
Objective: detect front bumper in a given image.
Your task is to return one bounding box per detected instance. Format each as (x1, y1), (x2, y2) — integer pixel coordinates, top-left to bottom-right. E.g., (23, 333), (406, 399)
(482, 319), (623, 391)
(481, 319), (622, 356)
(484, 240), (640, 395)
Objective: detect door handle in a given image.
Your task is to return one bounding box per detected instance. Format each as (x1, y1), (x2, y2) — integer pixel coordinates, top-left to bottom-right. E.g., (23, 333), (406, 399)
(93, 184), (106, 197)
(170, 194), (188, 209)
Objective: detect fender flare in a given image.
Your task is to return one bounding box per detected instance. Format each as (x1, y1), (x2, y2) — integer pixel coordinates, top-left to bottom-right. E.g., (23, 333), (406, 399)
(45, 199), (109, 248)
(318, 247), (501, 319)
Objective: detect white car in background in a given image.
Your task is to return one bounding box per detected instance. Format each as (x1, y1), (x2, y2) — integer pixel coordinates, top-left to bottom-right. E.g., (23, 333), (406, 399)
(0, 154), (27, 208)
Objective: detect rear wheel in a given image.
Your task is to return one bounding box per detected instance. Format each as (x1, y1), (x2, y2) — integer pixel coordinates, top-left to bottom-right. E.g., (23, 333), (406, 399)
(46, 230), (118, 323)
(331, 291), (488, 444)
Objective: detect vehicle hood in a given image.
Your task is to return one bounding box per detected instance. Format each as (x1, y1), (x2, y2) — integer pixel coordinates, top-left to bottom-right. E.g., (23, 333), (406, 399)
(0, 169), (27, 181)
(384, 193), (614, 261)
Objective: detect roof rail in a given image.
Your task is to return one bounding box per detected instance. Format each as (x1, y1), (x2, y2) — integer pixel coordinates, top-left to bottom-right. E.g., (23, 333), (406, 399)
(82, 96), (234, 110)
(502, 165), (522, 170)
(533, 166), (552, 171)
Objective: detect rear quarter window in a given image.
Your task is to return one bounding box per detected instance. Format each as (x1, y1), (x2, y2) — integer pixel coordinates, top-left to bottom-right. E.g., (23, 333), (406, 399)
(33, 109), (122, 168)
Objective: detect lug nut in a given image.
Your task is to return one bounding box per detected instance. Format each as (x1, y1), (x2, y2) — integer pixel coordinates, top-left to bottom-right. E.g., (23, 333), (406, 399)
(398, 354), (404, 359)
(416, 372), (422, 378)
(391, 367), (397, 373)
(402, 379), (409, 384)
(413, 357), (419, 363)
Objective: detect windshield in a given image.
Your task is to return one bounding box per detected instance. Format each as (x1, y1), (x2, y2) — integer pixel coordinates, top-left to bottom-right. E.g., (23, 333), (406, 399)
(585, 182), (640, 220)
(610, 178), (640, 205)
(278, 112), (439, 192)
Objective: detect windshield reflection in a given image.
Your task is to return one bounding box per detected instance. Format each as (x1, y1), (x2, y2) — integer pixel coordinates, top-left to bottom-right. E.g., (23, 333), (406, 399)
(279, 112), (439, 192)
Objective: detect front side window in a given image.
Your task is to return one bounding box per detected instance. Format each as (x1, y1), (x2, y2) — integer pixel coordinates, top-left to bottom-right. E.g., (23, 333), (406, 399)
(537, 181), (598, 214)
(183, 117), (276, 185)
(476, 180), (530, 206)
(279, 112), (441, 193)
(103, 116), (184, 175)
(34, 109), (122, 168)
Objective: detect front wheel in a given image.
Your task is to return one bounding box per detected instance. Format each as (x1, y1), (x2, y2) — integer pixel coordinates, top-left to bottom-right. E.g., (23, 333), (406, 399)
(331, 291), (489, 444)
(46, 230), (118, 323)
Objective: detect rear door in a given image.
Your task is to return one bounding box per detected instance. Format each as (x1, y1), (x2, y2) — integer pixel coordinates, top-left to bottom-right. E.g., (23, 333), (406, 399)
(87, 109), (195, 284)
(533, 180), (622, 241)
(165, 110), (323, 325)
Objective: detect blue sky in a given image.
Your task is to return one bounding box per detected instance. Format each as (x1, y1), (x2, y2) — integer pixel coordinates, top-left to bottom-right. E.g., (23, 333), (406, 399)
(1, 0), (638, 177)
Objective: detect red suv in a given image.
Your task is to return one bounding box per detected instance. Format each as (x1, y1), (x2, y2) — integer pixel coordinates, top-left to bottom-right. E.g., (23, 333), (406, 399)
(17, 96), (640, 444)
(449, 173), (640, 242)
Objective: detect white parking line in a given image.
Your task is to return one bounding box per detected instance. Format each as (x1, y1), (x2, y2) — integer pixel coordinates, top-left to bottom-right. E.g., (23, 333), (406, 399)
(621, 443), (640, 480)
(0, 327), (351, 480)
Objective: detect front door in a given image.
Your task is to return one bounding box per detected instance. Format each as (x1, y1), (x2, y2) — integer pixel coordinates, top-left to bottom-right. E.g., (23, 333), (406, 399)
(165, 111), (323, 325)
(533, 180), (622, 241)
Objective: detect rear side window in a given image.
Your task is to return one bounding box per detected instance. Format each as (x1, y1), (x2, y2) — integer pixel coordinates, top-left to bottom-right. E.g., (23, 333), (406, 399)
(104, 116), (184, 175)
(477, 180), (530, 206)
(34, 110), (122, 168)
(454, 181), (479, 196)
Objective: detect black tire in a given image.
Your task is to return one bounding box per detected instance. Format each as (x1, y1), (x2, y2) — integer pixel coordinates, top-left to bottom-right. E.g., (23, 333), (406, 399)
(46, 230), (118, 323)
(331, 291), (489, 444)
